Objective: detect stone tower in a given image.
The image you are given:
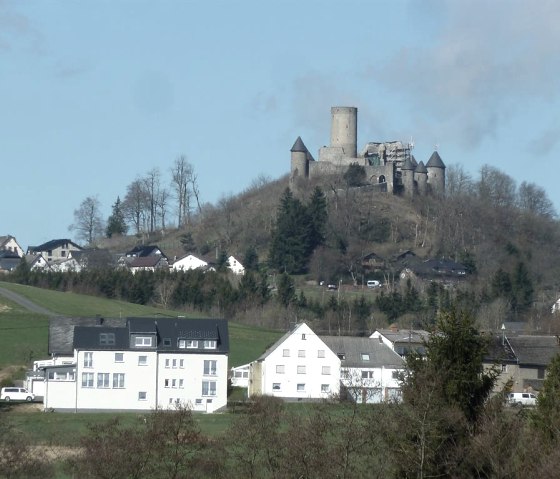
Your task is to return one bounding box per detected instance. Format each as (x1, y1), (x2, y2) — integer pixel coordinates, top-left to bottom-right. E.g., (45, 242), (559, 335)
(290, 136), (309, 178)
(330, 106), (357, 158)
(401, 157), (415, 198)
(426, 151), (446, 195)
(415, 161), (428, 196)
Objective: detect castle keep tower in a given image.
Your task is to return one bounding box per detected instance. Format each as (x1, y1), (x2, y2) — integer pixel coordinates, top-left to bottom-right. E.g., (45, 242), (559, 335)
(330, 106), (357, 158)
(290, 136), (309, 178)
(426, 151), (446, 196)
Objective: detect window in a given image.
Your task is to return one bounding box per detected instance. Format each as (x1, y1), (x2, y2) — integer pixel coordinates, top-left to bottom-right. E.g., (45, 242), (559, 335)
(204, 360), (217, 376)
(202, 381), (216, 396)
(195, 399), (203, 405)
(362, 371), (374, 379)
(203, 340), (217, 349)
(179, 359), (184, 368)
(134, 336), (153, 347)
(283, 349), (290, 357)
(301, 334), (306, 340)
(113, 373), (125, 388)
(165, 359), (170, 368)
(138, 355), (148, 366)
(100, 333), (115, 346)
(172, 359), (177, 368)
(138, 391), (147, 401)
(318, 349), (325, 358)
(538, 367), (545, 379)
(297, 383), (305, 392)
(361, 353), (370, 361)
(187, 340), (198, 349)
(298, 350), (306, 358)
(297, 365), (306, 374)
(178, 339), (186, 349)
(272, 383), (281, 391)
(501, 364), (507, 373)
(165, 379), (170, 388)
(84, 352), (93, 368)
(114, 353), (124, 363)
(337, 353), (346, 360)
(341, 368), (350, 379)
(172, 379), (177, 388)
(97, 373), (110, 388)
(82, 372), (94, 388)
(392, 370), (400, 379)
(322, 366), (331, 375)
(321, 384), (330, 393)
(162, 338), (171, 347)
(179, 379), (184, 388)
(276, 365), (285, 374)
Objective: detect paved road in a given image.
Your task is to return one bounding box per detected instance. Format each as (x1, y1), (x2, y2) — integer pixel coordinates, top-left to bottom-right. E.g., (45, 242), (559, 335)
(0, 286), (60, 317)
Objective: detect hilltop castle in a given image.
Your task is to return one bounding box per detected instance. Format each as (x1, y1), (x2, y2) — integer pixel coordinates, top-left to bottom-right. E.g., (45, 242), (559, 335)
(290, 106), (446, 197)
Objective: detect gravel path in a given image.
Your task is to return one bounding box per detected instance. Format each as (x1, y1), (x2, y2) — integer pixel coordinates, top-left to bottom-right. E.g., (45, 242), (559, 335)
(0, 286), (60, 317)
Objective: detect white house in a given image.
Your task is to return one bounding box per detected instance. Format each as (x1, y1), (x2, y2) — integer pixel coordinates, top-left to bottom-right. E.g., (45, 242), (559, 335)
(25, 254), (51, 271)
(248, 323), (341, 400)
(227, 256), (245, 275)
(0, 235), (24, 257)
(28, 239), (82, 263)
(49, 257), (82, 273)
(40, 317), (229, 413)
(321, 336), (405, 403)
(172, 254), (209, 272)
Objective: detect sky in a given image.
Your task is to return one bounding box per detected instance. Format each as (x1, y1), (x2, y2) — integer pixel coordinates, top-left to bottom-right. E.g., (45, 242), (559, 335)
(2, 0), (560, 250)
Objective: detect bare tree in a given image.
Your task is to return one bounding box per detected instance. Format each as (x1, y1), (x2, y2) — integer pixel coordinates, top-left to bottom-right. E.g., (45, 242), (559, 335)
(122, 178), (150, 235)
(518, 181), (556, 218)
(144, 168), (161, 232)
(170, 155), (194, 227)
(157, 187), (170, 231)
(69, 196), (104, 245)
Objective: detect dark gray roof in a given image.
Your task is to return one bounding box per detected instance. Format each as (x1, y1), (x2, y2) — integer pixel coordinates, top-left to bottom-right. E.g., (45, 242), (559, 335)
(508, 335), (560, 367)
(52, 317), (229, 355)
(320, 336), (405, 368)
(426, 151), (445, 168)
(291, 136), (308, 153)
(401, 157), (414, 170)
(376, 328), (430, 345)
(410, 155), (418, 167)
(415, 161), (427, 174)
(413, 259), (467, 276)
(125, 245), (167, 259)
(0, 257), (20, 271)
(484, 335), (518, 364)
(29, 239), (82, 252)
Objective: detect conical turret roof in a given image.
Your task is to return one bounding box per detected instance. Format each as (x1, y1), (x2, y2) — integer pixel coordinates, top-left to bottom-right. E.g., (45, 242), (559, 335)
(401, 157), (414, 170)
(426, 151), (445, 168)
(291, 136), (308, 153)
(415, 161), (428, 174)
(410, 155), (418, 167)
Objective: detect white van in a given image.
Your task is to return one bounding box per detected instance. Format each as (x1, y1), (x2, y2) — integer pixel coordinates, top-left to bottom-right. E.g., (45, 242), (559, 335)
(367, 280), (381, 289)
(0, 387), (35, 402)
(506, 392), (537, 407)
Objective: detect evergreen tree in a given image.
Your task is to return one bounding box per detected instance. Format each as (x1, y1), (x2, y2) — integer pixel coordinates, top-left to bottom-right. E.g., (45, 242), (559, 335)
(276, 272), (296, 307)
(269, 188), (311, 274)
(533, 353), (560, 443)
(243, 245), (259, 272)
(105, 197), (128, 238)
(179, 232), (196, 253)
(343, 163), (366, 187)
(307, 186), (328, 252)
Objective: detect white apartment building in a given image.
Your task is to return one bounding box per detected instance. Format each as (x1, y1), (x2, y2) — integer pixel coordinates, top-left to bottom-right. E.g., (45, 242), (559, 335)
(41, 317), (229, 413)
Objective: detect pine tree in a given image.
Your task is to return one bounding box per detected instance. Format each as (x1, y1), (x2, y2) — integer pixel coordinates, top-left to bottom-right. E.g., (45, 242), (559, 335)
(106, 197), (128, 238)
(307, 186), (328, 252)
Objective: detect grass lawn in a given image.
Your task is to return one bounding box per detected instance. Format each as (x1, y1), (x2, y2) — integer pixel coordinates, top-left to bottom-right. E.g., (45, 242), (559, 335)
(2, 406), (235, 446)
(0, 282), (281, 369)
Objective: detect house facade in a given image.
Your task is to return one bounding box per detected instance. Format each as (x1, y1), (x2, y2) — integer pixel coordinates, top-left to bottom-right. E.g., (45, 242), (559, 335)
(321, 336), (405, 403)
(172, 254), (209, 272)
(27, 239), (82, 263)
(41, 317), (229, 413)
(0, 235), (24, 257)
(249, 323), (341, 400)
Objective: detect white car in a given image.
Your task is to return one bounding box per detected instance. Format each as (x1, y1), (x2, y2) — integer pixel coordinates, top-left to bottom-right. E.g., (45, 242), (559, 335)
(507, 392), (537, 407)
(0, 387), (35, 402)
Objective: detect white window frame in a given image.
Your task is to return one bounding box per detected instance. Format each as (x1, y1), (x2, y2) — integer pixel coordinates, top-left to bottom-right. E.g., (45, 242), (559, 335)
(135, 336), (153, 347)
(298, 350), (306, 358)
(186, 340), (198, 349)
(297, 365), (306, 374)
(283, 349), (290, 357)
(297, 383), (306, 392)
(81, 372), (94, 388)
(138, 391), (147, 401)
(83, 352), (93, 368)
(272, 382), (281, 391)
(318, 349), (325, 358)
(321, 384), (330, 393)
(114, 353), (124, 363)
(322, 366), (331, 375)
(165, 359), (170, 368)
(202, 381), (217, 397)
(203, 340), (217, 349)
(97, 373), (110, 388)
(204, 360), (217, 376)
(178, 339), (186, 349)
(276, 365), (285, 374)
(113, 373), (125, 388)
(138, 355), (148, 366)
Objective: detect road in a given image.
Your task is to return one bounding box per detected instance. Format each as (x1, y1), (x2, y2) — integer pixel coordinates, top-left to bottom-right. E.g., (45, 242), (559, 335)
(0, 286), (60, 317)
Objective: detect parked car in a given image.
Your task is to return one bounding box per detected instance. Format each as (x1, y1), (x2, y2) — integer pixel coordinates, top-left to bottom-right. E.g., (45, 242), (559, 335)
(367, 280), (381, 288)
(327, 284), (338, 291)
(506, 392), (537, 407)
(0, 387), (35, 402)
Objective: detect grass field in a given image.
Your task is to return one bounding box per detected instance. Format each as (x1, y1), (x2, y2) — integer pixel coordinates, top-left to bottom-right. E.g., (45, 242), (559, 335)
(0, 281), (281, 369)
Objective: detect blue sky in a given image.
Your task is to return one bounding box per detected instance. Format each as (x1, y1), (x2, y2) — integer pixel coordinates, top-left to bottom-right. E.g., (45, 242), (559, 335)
(2, 0), (559, 249)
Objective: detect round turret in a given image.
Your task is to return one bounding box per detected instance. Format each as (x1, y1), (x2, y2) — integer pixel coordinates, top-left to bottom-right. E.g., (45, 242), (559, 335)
(290, 136), (309, 178)
(426, 151), (446, 195)
(401, 157), (415, 197)
(415, 161), (428, 195)
(330, 107), (357, 158)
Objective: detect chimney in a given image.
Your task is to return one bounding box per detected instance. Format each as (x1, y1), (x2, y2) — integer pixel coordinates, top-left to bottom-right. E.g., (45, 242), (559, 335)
(389, 324), (398, 333)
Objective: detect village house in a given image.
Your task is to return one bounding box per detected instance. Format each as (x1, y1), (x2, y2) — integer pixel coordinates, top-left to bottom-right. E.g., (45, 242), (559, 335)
(38, 317), (229, 413)
(27, 239), (82, 263)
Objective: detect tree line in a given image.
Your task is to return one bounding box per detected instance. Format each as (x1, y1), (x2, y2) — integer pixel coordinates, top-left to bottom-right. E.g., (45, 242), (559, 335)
(69, 156), (201, 245)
